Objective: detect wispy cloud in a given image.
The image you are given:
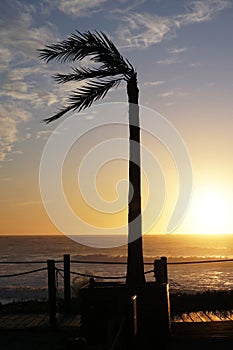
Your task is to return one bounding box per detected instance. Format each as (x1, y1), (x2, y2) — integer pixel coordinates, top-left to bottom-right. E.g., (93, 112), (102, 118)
(156, 57), (182, 65)
(116, 13), (177, 48)
(144, 81), (165, 87)
(116, 0), (231, 48)
(158, 91), (174, 98)
(54, 0), (108, 17)
(168, 47), (187, 54)
(0, 1), (61, 160)
(0, 104), (30, 161)
(36, 130), (54, 140)
(13, 200), (42, 207)
(158, 89), (190, 99)
(177, 0), (231, 25)
(0, 177), (12, 182)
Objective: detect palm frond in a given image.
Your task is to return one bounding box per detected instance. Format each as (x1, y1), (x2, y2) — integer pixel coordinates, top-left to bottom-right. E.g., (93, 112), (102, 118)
(43, 78), (121, 124)
(53, 66), (125, 84)
(43, 105), (74, 124)
(39, 31), (133, 76)
(40, 31), (136, 123)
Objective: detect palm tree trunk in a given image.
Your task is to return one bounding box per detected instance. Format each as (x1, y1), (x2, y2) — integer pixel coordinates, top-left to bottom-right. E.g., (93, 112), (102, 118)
(126, 73), (145, 289)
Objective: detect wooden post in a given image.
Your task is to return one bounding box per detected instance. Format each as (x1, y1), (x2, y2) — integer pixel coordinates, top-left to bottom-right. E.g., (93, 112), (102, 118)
(161, 256), (168, 283)
(64, 254), (71, 313)
(131, 295), (137, 337)
(47, 259), (57, 328)
(154, 259), (162, 284)
(127, 294), (138, 348)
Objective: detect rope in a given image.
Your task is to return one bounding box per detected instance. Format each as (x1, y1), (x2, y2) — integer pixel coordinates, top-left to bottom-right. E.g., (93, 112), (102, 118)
(55, 268), (80, 297)
(57, 268), (127, 280)
(71, 260), (126, 265)
(71, 260), (152, 266)
(0, 258), (232, 267)
(0, 261), (46, 264)
(168, 259), (233, 265)
(144, 269), (154, 275)
(70, 270), (126, 280)
(0, 267), (47, 278)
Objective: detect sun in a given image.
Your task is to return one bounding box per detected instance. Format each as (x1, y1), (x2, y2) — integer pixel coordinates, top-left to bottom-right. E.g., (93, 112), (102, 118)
(189, 186), (233, 234)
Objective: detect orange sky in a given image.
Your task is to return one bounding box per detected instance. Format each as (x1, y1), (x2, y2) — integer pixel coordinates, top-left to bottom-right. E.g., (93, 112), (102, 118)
(1, 0), (233, 236)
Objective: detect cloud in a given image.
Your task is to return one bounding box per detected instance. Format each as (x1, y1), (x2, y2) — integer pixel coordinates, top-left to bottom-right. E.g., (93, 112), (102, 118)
(158, 91), (174, 98)
(0, 177), (12, 182)
(0, 48), (11, 69)
(156, 57), (181, 65)
(36, 130), (54, 140)
(116, 13), (177, 48)
(0, 3), (58, 67)
(158, 89), (190, 99)
(168, 47), (187, 54)
(178, 0), (231, 25)
(116, 0), (231, 48)
(0, 1), (64, 161)
(13, 200), (41, 207)
(0, 104), (30, 161)
(55, 0), (108, 17)
(144, 81), (165, 87)
(8, 67), (46, 81)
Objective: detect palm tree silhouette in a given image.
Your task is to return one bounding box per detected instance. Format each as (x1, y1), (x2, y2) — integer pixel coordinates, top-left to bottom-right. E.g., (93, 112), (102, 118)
(39, 31), (145, 289)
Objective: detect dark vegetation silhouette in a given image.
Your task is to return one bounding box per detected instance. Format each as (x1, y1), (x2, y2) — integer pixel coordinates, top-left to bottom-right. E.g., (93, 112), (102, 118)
(39, 31), (145, 289)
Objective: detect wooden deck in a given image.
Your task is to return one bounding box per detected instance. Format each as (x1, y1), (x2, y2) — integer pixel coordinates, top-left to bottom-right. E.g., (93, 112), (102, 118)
(0, 311), (232, 330)
(173, 310), (233, 322)
(0, 312), (232, 349)
(0, 313), (81, 330)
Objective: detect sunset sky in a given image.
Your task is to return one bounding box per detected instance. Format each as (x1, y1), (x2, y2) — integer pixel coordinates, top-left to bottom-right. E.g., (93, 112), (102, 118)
(1, 0), (233, 236)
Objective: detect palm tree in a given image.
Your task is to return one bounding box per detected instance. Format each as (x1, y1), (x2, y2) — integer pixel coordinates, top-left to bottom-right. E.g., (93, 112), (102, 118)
(39, 31), (145, 289)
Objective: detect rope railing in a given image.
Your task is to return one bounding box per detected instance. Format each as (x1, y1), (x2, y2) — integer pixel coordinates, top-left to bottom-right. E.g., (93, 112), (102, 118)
(55, 268), (79, 297)
(0, 254), (232, 330)
(0, 257), (232, 267)
(71, 259), (154, 265)
(0, 267), (47, 278)
(0, 257), (232, 281)
(0, 261), (47, 265)
(167, 258), (233, 265)
(72, 270), (125, 280)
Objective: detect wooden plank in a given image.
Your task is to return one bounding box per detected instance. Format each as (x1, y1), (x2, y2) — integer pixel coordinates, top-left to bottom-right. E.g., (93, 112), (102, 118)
(196, 311), (211, 322)
(172, 321), (233, 339)
(58, 314), (74, 328)
(67, 314), (81, 328)
(189, 312), (203, 322)
(0, 314), (15, 327)
(0, 313), (82, 330)
(224, 310), (233, 321)
(180, 313), (193, 322)
(205, 311), (222, 321)
(11, 314), (31, 329)
(34, 314), (50, 328)
(21, 314), (49, 328)
(213, 311), (231, 321)
(0, 314), (23, 329)
(172, 315), (184, 322)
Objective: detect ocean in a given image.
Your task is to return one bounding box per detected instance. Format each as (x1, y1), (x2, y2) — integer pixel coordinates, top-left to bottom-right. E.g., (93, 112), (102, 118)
(0, 234), (233, 304)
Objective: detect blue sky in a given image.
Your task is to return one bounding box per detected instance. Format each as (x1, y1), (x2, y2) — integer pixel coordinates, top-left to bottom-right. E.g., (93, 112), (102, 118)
(1, 0), (233, 235)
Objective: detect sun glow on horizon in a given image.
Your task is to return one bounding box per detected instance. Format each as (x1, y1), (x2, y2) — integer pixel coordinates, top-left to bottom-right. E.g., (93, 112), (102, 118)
(185, 186), (233, 235)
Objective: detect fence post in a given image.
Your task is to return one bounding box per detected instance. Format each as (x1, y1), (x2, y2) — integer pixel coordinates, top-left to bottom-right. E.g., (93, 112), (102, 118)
(154, 259), (162, 284)
(161, 256), (168, 283)
(64, 254), (71, 313)
(131, 295), (137, 338)
(126, 294), (138, 348)
(47, 259), (57, 328)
